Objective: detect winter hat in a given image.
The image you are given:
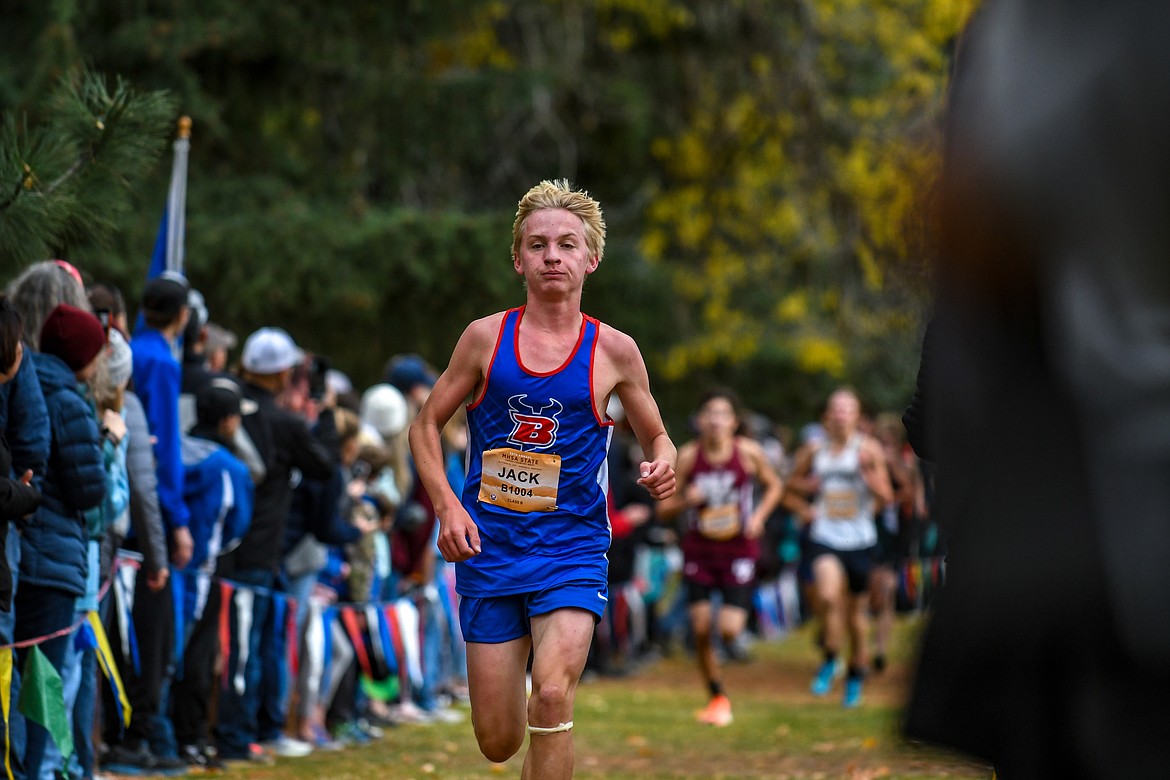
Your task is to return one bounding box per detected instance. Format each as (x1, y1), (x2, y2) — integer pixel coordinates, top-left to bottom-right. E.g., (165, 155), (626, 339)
(106, 329), (133, 388)
(360, 383), (408, 439)
(39, 303), (106, 372)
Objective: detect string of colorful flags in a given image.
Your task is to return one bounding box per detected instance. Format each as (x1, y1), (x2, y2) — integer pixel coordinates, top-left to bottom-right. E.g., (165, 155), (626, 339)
(899, 556), (947, 606)
(0, 579), (128, 780)
(1, 554), (448, 778)
(752, 557), (948, 638)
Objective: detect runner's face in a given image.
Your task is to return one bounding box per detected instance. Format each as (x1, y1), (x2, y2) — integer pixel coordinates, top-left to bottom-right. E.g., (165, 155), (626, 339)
(823, 392), (860, 439)
(513, 208), (598, 295)
(697, 397), (737, 442)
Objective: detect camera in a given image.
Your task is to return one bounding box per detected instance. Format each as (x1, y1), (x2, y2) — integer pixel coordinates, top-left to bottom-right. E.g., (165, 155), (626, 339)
(309, 354), (330, 401)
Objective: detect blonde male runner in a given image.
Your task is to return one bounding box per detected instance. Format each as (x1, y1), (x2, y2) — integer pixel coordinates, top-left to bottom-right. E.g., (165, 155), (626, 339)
(409, 180), (677, 779)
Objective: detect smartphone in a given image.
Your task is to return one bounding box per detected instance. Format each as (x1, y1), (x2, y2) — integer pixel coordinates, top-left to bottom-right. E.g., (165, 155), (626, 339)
(94, 309), (112, 341)
(309, 354), (331, 401)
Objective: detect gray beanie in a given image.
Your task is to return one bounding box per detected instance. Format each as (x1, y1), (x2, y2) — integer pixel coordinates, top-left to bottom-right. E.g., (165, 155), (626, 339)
(107, 329), (133, 388)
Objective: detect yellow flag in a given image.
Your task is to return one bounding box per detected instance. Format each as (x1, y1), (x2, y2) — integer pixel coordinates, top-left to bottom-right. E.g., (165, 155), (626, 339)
(1, 647), (12, 780)
(87, 612), (132, 727)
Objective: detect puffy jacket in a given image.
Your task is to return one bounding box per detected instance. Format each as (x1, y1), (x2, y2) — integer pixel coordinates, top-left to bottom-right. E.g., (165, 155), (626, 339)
(21, 353), (106, 596)
(0, 345), (50, 487)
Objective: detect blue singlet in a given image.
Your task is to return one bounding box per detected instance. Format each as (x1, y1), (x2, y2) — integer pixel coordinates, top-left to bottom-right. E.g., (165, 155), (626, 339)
(457, 306), (614, 598)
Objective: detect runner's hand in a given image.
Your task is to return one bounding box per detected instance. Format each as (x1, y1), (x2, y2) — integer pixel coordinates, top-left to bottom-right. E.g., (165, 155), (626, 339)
(684, 484), (705, 507)
(438, 505), (481, 562)
(637, 459), (676, 501)
(745, 512), (767, 540)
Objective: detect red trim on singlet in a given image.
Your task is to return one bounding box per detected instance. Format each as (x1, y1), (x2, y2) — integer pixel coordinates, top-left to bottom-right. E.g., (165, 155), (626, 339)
(514, 305), (588, 378)
(466, 308), (515, 411)
(587, 315), (615, 428)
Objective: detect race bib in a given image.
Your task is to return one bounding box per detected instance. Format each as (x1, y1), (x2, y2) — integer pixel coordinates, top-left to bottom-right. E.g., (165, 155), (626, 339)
(478, 447), (561, 513)
(697, 504), (741, 541)
(822, 487), (860, 521)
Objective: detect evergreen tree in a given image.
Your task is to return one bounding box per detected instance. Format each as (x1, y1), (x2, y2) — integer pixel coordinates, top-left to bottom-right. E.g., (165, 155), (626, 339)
(0, 68), (176, 268)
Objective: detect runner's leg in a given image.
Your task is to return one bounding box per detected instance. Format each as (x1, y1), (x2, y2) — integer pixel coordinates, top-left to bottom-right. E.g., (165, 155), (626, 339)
(689, 600), (717, 689)
(522, 609), (595, 780)
(467, 637), (532, 762)
(812, 554), (848, 656)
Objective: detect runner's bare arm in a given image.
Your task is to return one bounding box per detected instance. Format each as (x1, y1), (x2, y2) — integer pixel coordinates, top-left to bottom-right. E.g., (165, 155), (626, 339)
(602, 327), (676, 501)
(859, 436), (895, 507)
(655, 442), (698, 520)
(780, 444), (817, 524)
(408, 315), (500, 562)
(741, 437), (784, 539)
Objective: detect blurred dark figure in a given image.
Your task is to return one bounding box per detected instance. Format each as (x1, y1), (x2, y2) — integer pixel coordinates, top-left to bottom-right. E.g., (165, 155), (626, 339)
(903, 2), (1170, 777)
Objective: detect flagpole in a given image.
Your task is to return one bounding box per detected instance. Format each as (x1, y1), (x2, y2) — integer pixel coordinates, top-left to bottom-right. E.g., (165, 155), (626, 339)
(164, 116), (191, 275)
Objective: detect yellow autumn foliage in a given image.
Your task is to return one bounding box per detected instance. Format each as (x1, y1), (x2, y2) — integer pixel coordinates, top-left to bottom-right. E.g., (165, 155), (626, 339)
(641, 0), (977, 384)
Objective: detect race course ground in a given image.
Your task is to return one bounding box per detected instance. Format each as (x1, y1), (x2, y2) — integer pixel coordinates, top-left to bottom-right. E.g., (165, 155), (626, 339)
(217, 616), (992, 780)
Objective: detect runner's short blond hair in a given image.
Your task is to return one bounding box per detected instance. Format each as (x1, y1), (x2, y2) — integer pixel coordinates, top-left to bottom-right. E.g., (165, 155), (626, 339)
(512, 179), (606, 264)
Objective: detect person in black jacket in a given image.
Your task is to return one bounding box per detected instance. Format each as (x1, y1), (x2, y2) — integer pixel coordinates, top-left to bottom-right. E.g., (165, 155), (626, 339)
(215, 327), (334, 761)
(903, 3), (1170, 776)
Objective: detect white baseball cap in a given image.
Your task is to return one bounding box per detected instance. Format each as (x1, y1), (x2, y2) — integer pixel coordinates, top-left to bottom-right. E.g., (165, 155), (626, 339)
(241, 327), (304, 374)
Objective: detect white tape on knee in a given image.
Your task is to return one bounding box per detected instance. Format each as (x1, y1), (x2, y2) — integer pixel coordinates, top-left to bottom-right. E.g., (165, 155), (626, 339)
(527, 720), (574, 735)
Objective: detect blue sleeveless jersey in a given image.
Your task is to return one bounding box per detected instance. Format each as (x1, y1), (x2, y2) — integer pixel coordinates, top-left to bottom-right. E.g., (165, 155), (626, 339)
(458, 307), (614, 597)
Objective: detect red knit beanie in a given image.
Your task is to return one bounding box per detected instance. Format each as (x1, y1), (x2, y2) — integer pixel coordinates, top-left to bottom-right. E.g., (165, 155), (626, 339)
(39, 303), (106, 373)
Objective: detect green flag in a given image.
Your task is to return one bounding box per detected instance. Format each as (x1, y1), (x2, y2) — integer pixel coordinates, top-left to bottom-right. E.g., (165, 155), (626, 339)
(17, 646), (72, 761)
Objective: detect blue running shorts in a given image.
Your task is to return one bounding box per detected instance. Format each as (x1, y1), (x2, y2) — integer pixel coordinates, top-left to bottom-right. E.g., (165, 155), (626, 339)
(459, 582), (609, 644)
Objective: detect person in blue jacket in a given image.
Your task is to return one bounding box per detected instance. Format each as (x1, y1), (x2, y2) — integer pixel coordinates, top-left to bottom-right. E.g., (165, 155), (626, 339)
(17, 303), (107, 779)
(170, 377), (255, 769)
(131, 273), (193, 565)
(125, 273), (193, 768)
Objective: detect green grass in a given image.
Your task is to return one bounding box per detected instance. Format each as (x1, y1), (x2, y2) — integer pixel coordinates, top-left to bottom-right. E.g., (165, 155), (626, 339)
(224, 617), (991, 779)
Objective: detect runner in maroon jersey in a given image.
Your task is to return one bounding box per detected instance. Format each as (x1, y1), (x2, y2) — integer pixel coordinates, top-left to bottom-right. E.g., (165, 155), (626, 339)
(658, 388), (783, 726)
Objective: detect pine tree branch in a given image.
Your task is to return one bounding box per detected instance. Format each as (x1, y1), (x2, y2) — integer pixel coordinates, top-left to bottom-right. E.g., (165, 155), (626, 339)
(0, 67), (176, 264)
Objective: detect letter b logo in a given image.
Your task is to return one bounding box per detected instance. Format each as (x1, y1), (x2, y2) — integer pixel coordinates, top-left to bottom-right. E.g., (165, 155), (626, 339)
(507, 394), (562, 450)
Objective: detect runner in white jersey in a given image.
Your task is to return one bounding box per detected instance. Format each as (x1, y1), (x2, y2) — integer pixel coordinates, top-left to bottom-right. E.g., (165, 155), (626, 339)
(409, 180), (676, 780)
(783, 388), (892, 708)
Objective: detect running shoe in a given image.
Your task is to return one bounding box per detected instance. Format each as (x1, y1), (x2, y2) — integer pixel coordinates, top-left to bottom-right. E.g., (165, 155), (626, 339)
(262, 734), (313, 758)
(842, 677), (864, 709)
(809, 659), (847, 696)
(696, 694), (733, 727)
(810, 659), (838, 696)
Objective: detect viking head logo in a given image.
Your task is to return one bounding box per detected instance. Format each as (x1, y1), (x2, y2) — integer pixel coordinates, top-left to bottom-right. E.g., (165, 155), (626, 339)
(506, 394), (563, 450)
